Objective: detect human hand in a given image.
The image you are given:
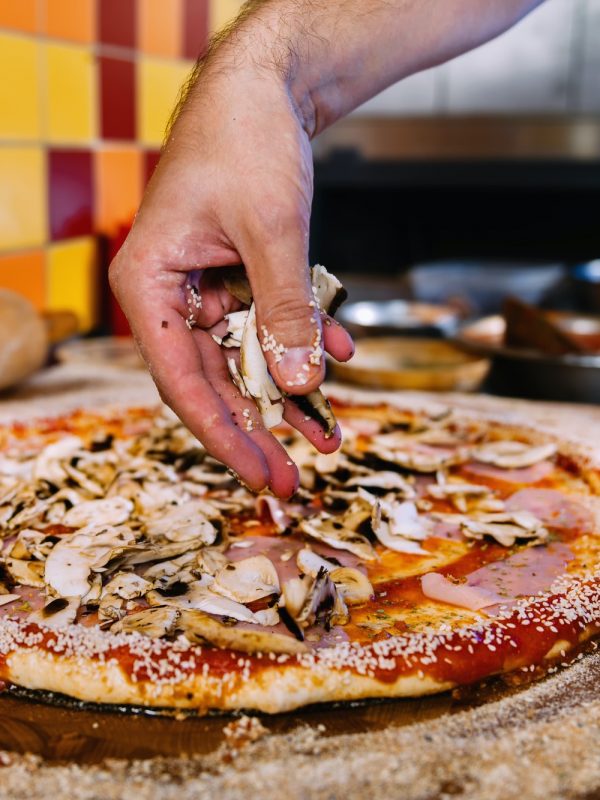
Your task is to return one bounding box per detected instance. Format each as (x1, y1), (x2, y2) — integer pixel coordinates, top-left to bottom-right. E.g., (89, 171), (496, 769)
(109, 62), (354, 499)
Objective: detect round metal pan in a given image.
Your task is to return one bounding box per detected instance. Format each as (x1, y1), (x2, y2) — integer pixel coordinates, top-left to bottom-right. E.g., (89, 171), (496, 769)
(454, 314), (600, 403)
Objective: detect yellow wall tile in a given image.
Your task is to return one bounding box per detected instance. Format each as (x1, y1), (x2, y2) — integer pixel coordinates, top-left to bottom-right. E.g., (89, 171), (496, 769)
(47, 237), (98, 331)
(210, 0), (243, 32)
(0, 34), (42, 140)
(0, 146), (46, 249)
(138, 57), (192, 146)
(45, 43), (96, 143)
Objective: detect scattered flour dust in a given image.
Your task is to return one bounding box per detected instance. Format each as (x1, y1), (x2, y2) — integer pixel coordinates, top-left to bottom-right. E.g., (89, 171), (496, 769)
(1, 651), (600, 799)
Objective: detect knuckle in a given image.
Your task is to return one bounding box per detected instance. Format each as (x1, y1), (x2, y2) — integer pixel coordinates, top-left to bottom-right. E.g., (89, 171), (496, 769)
(261, 290), (314, 330)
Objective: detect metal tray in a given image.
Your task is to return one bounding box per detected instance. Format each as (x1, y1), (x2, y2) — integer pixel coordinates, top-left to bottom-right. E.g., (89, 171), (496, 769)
(454, 313), (600, 402)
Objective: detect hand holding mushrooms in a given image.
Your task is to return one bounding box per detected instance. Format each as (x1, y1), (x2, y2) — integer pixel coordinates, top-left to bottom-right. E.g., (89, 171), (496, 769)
(110, 0), (544, 494)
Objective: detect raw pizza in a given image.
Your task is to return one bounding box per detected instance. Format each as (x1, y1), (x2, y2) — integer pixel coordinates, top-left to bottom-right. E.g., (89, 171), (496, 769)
(0, 395), (600, 713)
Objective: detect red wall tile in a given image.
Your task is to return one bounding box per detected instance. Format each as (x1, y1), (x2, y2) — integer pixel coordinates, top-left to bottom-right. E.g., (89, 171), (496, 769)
(100, 56), (136, 140)
(99, 0), (137, 48)
(48, 150), (93, 240)
(182, 0), (208, 60)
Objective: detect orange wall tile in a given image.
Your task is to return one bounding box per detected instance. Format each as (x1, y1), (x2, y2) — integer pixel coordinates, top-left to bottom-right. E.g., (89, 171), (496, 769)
(44, 0), (95, 44)
(95, 147), (142, 235)
(139, 0), (182, 57)
(0, 250), (46, 310)
(0, 0), (39, 34)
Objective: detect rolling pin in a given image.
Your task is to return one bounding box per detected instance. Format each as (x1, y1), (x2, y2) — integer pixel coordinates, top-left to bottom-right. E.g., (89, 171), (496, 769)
(0, 289), (79, 391)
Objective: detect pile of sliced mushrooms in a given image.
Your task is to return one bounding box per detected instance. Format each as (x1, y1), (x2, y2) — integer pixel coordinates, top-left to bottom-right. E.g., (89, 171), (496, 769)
(0, 266), (558, 655)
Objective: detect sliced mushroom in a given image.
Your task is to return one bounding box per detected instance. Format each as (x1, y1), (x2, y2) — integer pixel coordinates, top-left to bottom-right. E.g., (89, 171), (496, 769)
(299, 515), (377, 561)
(28, 596), (79, 629)
(222, 309), (250, 348)
(179, 609), (307, 654)
(473, 440), (557, 469)
(427, 480), (492, 512)
(358, 490), (431, 555)
(212, 555), (280, 603)
(329, 567), (373, 606)
(62, 462), (105, 497)
(296, 568), (349, 629)
(144, 501), (218, 545)
(8, 529), (46, 561)
(222, 267), (253, 306)
(311, 263), (348, 317)
(226, 357), (249, 398)
(345, 471), (416, 497)
(44, 524), (136, 598)
(286, 391), (337, 439)
(459, 510), (548, 547)
(240, 304), (284, 429)
(62, 497), (133, 528)
(254, 607), (280, 627)
(367, 433), (465, 472)
(296, 548), (335, 578)
(146, 581), (259, 624)
(82, 572), (103, 606)
(99, 573), (151, 623)
(4, 557), (45, 588)
(112, 606), (180, 638)
(104, 572), (151, 600)
(142, 551), (198, 584)
(195, 547), (229, 576)
(127, 538), (205, 567)
(33, 435), (84, 484)
(280, 576), (311, 618)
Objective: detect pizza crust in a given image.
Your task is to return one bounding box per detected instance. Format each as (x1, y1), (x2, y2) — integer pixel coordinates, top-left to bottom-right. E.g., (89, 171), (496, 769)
(5, 623), (599, 713)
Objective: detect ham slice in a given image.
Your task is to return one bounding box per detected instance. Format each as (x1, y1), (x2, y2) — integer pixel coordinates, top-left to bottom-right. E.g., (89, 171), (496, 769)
(421, 572), (503, 611)
(505, 489), (594, 534)
(459, 460), (554, 487)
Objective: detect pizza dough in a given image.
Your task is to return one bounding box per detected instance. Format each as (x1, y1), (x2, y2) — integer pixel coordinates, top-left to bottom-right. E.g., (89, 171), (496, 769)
(0, 394), (599, 713)
(0, 290), (47, 391)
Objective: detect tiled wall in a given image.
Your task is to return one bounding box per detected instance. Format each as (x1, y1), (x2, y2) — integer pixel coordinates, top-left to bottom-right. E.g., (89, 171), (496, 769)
(0, 0), (212, 332)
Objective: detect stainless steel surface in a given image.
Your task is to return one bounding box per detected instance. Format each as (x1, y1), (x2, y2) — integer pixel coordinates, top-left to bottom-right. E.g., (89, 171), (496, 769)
(409, 261), (565, 316)
(571, 260), (600, 313)
(312, 116), (600, 161)
(337, 300), (458, 339)
(455, 314), (600, 403)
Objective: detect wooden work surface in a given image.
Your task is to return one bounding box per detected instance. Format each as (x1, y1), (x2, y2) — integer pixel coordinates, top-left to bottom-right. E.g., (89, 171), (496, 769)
(1, 362), (600, 798)
(0, 676), (525, 763)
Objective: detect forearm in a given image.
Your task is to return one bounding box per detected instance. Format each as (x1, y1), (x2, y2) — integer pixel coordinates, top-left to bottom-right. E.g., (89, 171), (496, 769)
(186, 0), (544, 138)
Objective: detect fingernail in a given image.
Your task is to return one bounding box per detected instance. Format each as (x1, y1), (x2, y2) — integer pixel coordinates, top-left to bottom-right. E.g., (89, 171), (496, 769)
(276, 347), (318, 387)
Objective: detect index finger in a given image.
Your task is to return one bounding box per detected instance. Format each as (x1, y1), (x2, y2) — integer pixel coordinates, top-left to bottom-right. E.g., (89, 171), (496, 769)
(112, 267), (271, 491)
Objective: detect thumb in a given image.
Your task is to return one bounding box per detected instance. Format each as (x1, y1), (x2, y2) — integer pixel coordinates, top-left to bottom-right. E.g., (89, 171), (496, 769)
(242, 234), (324, 396)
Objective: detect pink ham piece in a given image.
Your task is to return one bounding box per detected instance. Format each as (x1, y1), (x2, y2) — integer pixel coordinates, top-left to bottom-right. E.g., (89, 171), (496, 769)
(421, 572), (503, 611)
(505, 489), (594, 534)
(255, 496), (292, 533)
(460, 460), (554, 486)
